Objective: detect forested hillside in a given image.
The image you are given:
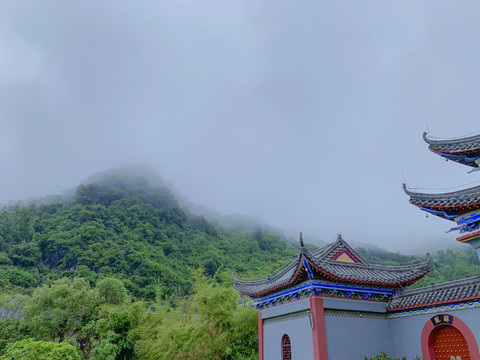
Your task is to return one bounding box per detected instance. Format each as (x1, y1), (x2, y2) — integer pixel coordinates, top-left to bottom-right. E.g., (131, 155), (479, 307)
(0, 170), (479, 359)
(0, 171), (298, 359)
(0, 173), (297, 300)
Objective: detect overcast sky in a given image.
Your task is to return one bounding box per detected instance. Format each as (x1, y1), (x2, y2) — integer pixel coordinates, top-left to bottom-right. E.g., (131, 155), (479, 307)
(1, 1), (479, 253)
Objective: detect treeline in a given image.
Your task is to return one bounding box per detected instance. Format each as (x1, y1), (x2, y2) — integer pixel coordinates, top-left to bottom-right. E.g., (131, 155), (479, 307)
(422, 248), (480, 286)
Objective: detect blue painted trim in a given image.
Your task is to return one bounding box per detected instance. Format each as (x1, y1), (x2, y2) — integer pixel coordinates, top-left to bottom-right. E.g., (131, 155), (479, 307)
(455, 210), (480, 223)
(440, 152), (479, 162)
(389, 300), (480, 319)
(254, 280), (392, 308)
(457, 213), (480, 225)
(420, 206), (458, 220)
(303, 260), (314, 280)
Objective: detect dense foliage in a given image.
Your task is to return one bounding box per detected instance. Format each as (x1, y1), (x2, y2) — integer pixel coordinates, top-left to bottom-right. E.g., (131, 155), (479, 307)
(0, 173), (296, 359)
(0, 338), (80, 360)
(135, 273), (257, 360)
(0, 275), (257, 360)
(0, 175), (297, 300)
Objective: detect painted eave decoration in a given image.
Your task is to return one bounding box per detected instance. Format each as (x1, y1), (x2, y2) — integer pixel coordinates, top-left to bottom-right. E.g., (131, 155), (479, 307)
(403, 184), (480, 216)
(423, 131), (480, 168)
(233, 235), (430, 298)
(403, 184), (480, 235)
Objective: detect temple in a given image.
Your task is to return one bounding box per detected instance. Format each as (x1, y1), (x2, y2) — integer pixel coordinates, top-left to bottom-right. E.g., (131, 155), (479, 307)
(234, 234), (430, 308)
(232, 132), (480, 360)
(234, 234), (480, 360)
(404, 132), (480, 257)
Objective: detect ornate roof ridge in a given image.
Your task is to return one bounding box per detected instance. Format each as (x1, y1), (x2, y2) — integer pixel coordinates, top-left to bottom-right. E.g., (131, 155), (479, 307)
(388, 276), (480, 311)
(233, 236), (431, 297)
(394, 275), (480, 298)
(423, 131), (480, 146)
(320, 257), (431, 272)
(311, 241), (338, 257)
(314, 234), (367, 264)
(402, 183), (480, 199)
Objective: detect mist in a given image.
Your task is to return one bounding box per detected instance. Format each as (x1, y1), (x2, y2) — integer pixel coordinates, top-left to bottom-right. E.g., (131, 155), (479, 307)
(1, 1), (479, 253)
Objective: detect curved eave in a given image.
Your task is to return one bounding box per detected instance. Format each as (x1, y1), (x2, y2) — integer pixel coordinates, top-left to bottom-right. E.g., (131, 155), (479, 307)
(423, 132), (480, 149)
(312, 258), (431, 288)
(423, 132), (480, 168)
(403, 184), (480, 211)
(233, 252), (309, 297)
(233, 251), (430, 298)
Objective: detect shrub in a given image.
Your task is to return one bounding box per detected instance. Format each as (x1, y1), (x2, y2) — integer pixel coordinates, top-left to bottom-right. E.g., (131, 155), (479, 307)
(0, 338), (80, 360)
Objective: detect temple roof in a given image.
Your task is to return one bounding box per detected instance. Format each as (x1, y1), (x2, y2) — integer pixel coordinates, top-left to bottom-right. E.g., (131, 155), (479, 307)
(388, 276), (480, 311)
(233, 235), (430, 298)
(402, 183), (480, 217)
(423, 132), (480, 168)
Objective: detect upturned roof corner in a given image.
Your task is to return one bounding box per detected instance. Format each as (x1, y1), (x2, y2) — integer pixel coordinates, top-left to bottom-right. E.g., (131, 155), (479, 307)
(233, 235), (430, 298)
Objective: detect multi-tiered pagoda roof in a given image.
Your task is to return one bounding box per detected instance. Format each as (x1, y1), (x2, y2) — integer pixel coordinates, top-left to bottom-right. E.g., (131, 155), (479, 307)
(404, 132), (480, 245)
(233, 235), (430, 305)
(423, 132), (480, 168)
(403, 183), (480, 221)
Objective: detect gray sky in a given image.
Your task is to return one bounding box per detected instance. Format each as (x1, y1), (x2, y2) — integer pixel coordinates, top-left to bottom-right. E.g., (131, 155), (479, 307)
(1, 1), (479, 252)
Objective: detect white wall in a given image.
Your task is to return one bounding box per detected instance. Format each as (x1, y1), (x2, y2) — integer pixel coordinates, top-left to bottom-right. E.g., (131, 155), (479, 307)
(264, 312), (315, 360)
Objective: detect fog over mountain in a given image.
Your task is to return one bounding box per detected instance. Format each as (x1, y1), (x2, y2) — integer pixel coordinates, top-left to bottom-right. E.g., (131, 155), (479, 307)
(1, 1), (479, 253)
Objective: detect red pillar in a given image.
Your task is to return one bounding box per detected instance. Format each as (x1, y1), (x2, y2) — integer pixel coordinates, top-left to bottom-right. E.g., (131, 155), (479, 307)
(310, 296), (328, 360)
(258, 311), (264, 360)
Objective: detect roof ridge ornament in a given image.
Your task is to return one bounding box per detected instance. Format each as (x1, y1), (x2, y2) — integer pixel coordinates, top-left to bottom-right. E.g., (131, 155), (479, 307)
(402, 183), (413, 196)
(300, 232), (304, 248)
(337, 233), (343, 242)
(423, 131), (431, 144)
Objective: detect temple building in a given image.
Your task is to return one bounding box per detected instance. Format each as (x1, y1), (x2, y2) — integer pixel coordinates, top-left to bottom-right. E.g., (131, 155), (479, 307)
(404, 132), (480, 257)
(234, 235), (480, 360)
(233, 132), (480, 360)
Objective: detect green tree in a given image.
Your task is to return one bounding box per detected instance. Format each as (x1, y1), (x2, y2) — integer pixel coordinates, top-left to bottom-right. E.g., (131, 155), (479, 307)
(135, 273), (258, 360)
(22, 278), (100, 341)
(96, 277), (130, 305)
(86, 302), (143, 360)
(0, 292), (30, 353)
(0, 338), (80, 360)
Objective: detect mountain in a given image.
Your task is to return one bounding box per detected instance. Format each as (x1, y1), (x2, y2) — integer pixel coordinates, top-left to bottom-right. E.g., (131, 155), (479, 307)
(1, 165), (478, 296)
(0, 167), (299, 300)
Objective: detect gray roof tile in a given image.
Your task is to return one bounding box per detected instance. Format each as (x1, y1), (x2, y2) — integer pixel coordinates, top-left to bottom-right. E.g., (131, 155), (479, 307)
(234, 237), (430, 298)
(423, 132), (480, 167)
(423, 132), (480, 154)
(403, 184), (480, 210)
(388, 276), (480, 311)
